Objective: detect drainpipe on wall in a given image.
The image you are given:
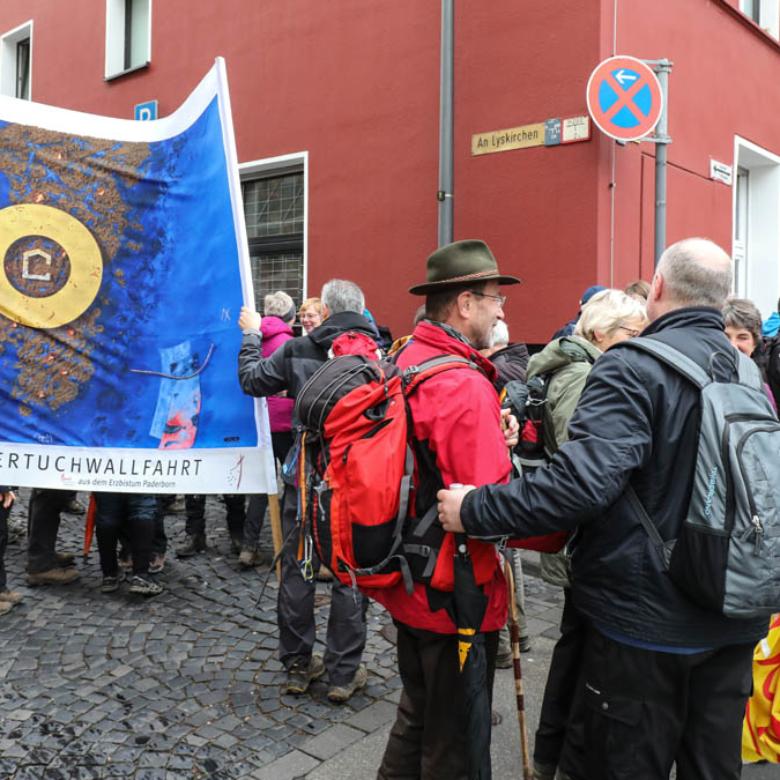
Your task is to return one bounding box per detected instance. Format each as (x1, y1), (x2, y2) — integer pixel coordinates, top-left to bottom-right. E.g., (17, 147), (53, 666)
(437, 0), (454, 247)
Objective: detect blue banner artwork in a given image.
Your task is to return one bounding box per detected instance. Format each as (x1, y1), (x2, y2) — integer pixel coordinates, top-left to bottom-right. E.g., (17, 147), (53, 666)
(0, 60), (275, 494)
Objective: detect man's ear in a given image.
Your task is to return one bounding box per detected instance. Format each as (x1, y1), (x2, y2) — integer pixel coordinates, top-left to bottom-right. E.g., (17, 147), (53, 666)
(456, 290), (472, 318)
(650, 272), (664, 303)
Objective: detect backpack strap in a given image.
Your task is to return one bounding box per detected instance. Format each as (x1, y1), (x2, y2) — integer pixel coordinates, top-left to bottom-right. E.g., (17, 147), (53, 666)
(402, 354), (477, 394)
(620, 337), (711, 389)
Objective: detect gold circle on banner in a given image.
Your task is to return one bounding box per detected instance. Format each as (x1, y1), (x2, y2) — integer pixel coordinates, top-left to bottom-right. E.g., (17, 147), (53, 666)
(0, 204), (103, 329)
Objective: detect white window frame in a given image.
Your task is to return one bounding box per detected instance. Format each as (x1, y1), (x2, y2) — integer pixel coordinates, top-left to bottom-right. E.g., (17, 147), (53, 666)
(239, 151), (309, 304)
(0, 20), (33, 100)
(105, 0), (152, 80)
(739, 0), (780, 39)
(732, 136), (780, 320)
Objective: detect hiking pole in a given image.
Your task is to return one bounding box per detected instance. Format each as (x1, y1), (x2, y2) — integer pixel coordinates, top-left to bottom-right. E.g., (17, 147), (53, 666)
(504, 557), (533, 780)
(268, 493), (283, 582)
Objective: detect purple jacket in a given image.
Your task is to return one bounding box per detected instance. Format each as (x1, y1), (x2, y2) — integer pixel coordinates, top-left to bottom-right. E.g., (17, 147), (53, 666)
(261, 316), (295, 431)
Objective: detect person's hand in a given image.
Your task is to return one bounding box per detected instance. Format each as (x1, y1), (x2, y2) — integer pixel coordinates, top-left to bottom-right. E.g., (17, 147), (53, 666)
(1, 491), (15, 509)
(238, 306), (262, 332)
(437, 485), (474, 533)
(501, 408), (519, 450)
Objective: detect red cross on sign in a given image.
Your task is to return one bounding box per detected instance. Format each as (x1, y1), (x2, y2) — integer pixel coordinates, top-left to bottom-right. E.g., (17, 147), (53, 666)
(586, 55), (663, 142)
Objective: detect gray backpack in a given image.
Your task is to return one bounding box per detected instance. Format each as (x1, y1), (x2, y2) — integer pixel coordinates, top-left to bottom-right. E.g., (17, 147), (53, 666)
(624, 337), (780, 619)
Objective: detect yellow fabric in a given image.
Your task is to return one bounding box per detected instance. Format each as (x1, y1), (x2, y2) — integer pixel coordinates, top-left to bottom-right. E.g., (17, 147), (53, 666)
(742, 614), (780, 763)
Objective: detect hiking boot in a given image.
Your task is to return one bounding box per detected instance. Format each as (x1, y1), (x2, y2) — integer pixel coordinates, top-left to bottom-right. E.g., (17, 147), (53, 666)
(283, 654), (325, 695)
(230, 536), (243, 556)
(101, 575), (121, 593)
(128, 575), (163, 597)
(0, 589), (23, 605)
(27, 567), (80, 586)
(327, 664), (367, 703)
(238, 546), (257, 568)
(495, 648), (513, 669)
(519, 635), (532, 653)
(165, 496), (186, 515)
(65, 496), (86, 514)
(55, 551), (76, 567)
(176, 534), (206, 558)
(532, 762), (557, 780)
(0, 602), (12, 616)
(148, 553), (165, 574)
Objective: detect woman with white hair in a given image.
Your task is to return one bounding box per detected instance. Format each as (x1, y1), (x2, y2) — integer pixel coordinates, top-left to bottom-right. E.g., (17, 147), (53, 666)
(529, 288), (647, 780)
(240, 291), (297, 567)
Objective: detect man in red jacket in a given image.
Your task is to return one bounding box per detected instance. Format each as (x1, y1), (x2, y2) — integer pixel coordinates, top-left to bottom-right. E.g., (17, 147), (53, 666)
(371, 239), (520, 779)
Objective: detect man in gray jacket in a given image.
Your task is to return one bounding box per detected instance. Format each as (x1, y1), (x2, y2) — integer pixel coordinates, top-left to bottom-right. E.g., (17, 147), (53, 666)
(238, 279), (372, 703)
(438, 238), (767, 779)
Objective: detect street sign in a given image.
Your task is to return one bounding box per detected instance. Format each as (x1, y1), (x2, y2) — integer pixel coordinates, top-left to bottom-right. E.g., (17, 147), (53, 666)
(586, 55), (662, 142)
(134, 100), (158, 121)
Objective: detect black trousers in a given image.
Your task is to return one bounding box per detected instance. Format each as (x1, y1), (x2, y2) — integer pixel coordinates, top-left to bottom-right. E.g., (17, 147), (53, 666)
(243, 430), (293, 548)
(534, 588), (587, 771)
(277, 483), (368, 686)
(569, 628), (754, 780)
(0, 503), (9, 590)
(95, 493), (156, 577)
(378, 621), (499, 780)
(185, 494), (245, 539)
(27, 488), (74, 573)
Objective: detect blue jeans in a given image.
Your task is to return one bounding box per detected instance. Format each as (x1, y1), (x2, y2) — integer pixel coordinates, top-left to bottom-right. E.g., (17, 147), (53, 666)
(95, 493), (156, 577)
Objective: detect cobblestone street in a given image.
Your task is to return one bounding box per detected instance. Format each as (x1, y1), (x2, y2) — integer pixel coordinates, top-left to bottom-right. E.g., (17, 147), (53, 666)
(0, 491), (775, 779)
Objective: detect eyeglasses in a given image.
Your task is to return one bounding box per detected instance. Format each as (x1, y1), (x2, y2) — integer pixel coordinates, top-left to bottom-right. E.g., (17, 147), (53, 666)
(467, 290), (507, 306)
(618, 325), (642, 338)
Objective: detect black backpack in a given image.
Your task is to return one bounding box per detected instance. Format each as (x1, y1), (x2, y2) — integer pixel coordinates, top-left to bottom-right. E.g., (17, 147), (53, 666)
(763, 336), (780, 411)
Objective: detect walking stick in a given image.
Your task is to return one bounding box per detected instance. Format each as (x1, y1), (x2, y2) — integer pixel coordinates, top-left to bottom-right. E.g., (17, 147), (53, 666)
(268, 493), (283, 583)
(504, 557), (533, 780)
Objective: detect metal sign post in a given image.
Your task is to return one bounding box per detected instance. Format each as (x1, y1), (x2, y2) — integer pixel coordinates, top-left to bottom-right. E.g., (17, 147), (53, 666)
(649, 60), (672, 267)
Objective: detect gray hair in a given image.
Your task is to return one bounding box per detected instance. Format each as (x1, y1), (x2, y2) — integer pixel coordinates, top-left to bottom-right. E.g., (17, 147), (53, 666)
(657, 238), (733, 307)
(723, 297), (762, 346)
(321, 279), (365, 314)
(489, 320), (509, 348)
(264, 290), (295, 320)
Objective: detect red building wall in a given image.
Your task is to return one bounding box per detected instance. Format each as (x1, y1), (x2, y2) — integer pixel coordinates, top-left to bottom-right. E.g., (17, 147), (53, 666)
(1, 1), (779, 341)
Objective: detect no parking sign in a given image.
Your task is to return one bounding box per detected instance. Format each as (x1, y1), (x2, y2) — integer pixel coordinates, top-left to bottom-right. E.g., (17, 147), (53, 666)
(586, 55), (663, 142)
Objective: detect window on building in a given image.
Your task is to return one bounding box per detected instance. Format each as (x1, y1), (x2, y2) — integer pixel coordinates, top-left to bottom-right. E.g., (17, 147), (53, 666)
(242, 172), (305, 310)
(740, 0), (780, 38)
(0, 21), (32, 100)
(105, 0), (151, 79)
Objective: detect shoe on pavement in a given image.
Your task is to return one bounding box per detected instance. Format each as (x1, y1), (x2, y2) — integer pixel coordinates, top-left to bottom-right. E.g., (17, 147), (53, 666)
(327, 664), (367, 703)
(238, 546), (257, 568)
(148, 553), (165, 574)
(230, 536), (243, 556)
(55, 551), (76, 567)
(65, 496), (86, 514)
(0, 601), (12, 616)
(284, 654), (325, 695)
(532, 762), (557, 780)
(128, 575), (163, 597)
(176, 534), (206, 558)
(27, 567), (80, 586)
(165, 496), (186, 515)
(495, 649), (513, 669)
(101, 575), (120, 593)
(0, 589), (23, 605)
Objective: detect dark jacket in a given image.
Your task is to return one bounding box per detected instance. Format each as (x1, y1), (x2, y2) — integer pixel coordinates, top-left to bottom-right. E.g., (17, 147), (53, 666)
(490, 341), (530, 388)
(461, 307), (767, 649)
(238, 311), (376, 412)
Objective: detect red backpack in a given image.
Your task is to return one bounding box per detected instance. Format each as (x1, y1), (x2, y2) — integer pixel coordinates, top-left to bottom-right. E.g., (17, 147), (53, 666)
(294, 348), (474, 592)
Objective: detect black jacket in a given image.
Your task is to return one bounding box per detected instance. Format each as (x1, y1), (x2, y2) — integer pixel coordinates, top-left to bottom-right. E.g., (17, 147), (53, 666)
(490, 342), (529, 388)
(238, 310), (376, 408)
(462, 307), (767, 648)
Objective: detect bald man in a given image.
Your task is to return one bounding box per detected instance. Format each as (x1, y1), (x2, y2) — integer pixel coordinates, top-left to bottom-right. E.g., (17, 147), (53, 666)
(438, 239), (764, 780)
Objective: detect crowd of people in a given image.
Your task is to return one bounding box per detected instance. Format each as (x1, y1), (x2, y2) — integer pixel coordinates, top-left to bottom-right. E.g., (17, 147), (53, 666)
(1, 235), (778, 779)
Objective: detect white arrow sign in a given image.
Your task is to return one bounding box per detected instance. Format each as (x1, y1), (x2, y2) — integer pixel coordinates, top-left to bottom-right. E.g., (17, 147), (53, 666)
(614, 69), (638, 86)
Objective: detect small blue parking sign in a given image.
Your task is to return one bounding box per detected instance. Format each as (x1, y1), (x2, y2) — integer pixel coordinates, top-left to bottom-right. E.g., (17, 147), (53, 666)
(134, 100), (158, 121)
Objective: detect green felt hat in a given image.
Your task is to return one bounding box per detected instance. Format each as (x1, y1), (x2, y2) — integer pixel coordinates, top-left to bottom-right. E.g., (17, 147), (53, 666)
(409, 239), (521, 295)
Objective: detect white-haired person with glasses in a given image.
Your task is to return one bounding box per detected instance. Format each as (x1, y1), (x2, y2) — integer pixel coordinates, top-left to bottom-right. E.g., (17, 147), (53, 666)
(525, 288), (647, 780)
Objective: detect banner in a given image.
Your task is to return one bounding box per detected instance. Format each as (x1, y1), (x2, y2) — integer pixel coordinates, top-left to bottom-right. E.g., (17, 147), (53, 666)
(0, 59), (275, 494)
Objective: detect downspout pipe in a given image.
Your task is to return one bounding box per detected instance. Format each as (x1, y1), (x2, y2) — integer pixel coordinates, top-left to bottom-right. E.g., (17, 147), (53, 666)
(437, 0), (454, 247)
